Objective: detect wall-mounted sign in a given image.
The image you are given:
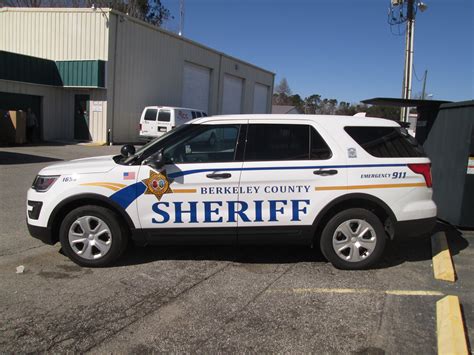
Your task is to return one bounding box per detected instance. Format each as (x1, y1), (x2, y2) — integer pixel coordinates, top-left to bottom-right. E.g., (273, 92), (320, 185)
(91, 101), (103, 112)
(467, 157), (474, 175)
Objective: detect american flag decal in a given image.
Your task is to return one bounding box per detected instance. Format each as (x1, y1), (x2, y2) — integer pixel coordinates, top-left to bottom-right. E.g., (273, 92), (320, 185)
(123, 172), (136, 180)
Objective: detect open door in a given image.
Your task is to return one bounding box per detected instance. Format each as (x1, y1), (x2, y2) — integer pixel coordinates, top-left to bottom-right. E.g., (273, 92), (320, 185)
(74, 94), (90, 141)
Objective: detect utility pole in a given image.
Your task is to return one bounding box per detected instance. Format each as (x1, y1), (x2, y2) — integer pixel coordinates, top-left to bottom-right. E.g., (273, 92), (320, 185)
(401, 0), (416, 122)
(388, 0), (428, 120)
(421, 69), (428, 99)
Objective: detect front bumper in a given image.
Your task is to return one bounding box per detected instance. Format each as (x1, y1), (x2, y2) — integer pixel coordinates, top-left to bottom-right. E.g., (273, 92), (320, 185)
(27, 223), (56, 245)
(395, 217), (437, 239)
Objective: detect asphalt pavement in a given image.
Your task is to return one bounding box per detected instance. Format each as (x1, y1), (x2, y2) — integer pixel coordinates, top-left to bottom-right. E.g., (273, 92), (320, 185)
(0, 144), (472, 353)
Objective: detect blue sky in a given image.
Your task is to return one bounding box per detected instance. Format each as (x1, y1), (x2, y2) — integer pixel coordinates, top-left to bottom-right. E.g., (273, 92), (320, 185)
(161, 0), (473, 104)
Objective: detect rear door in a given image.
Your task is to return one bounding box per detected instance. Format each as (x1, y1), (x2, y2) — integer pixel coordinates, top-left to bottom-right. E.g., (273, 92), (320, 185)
(237, 119), (346, 245)
(157, 108), (172, 135)
(140, 107), (158, 137)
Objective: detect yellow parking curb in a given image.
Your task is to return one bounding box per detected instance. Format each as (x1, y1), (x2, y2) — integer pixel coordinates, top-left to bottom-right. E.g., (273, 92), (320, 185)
(431, 232), (456, 282)
(436, 295), (468, 355)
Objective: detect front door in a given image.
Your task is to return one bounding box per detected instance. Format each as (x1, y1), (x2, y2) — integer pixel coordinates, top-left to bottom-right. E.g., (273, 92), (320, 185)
(74, 94), (90, 140)
(237, 120), (347, 244)
(136, 121), (246, 244)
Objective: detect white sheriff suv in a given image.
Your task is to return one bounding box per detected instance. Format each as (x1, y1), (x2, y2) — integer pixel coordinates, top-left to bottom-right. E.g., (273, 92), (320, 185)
(27, 115), (437, 269)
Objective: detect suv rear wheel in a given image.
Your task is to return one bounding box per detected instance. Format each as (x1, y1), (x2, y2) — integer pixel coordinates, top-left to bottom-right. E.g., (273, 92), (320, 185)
(320, 208), (386, 270)
(59, 205), (128, 267)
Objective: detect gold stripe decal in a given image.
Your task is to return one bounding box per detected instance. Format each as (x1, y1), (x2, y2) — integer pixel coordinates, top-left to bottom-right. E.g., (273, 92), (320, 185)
(173, 189), (197, 193)
(80, 182), (127, 191)
(316, 182), (426, 191)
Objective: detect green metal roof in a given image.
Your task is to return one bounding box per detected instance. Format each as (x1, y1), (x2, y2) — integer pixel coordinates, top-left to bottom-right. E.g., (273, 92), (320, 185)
(0, 50), (62, 86)
(0, 51), (105, 88)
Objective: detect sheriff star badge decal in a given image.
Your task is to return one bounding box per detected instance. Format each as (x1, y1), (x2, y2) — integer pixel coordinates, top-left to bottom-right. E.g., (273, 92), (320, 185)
(142, 170), (173, 201)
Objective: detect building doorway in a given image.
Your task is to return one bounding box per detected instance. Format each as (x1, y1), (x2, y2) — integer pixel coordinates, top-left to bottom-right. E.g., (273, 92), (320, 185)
(74, 94), (91, 141)
(0, 91), (42, 142)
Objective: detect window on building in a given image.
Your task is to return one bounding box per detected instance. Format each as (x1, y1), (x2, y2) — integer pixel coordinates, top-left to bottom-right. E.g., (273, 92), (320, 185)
(144, 109), (157, 121)
(158, 110), (171, 122)
(344, 126), (426, 157)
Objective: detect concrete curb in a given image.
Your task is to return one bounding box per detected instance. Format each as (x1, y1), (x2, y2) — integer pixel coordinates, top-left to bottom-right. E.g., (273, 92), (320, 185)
(436, 295), (468, 355)
(431, 232), (456, 282)
(78, 142), (107, 147)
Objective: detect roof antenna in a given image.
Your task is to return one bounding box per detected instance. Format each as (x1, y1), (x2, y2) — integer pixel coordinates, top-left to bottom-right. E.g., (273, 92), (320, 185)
(178, 0), (185, 36)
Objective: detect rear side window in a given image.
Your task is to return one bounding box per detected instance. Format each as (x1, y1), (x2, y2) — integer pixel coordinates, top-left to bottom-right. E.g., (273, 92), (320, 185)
(245, 124), (309, 161)
(191, 111), (197, 119)
(345, 126), (425, 158)
(158, 110), (171, 122)
(144, 109), (157, 121)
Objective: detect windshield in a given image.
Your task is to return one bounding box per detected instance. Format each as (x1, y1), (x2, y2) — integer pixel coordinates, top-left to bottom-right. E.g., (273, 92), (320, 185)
(121, 124), (193, 165)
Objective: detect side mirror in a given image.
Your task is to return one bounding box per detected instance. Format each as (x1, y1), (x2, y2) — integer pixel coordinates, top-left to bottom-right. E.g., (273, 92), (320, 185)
(144, 148), (165, 170)
(121, 144), (136, 157)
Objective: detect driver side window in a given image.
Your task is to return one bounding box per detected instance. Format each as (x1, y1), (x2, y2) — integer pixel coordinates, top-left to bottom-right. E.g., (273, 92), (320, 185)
(164, 125), (240, 164)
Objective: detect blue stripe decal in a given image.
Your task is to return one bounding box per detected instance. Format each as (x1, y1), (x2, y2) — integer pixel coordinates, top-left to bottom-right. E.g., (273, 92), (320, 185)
(110, 182), (146, 209)
(168, 163), (407, 178)
(109, 163), (407, 208)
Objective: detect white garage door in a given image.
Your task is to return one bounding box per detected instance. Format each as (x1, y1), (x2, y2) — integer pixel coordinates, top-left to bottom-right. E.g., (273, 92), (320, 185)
(222, 74), (243, 114)
(182, 62), (211, 113)
(253, 83), (269, 113)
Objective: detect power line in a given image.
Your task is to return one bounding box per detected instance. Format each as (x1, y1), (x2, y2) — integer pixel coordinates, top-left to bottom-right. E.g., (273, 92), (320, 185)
(413, 65), (424, 82)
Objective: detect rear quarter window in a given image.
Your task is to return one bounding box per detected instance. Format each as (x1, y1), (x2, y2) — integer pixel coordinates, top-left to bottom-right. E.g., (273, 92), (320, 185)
(345, 126), (425, 158)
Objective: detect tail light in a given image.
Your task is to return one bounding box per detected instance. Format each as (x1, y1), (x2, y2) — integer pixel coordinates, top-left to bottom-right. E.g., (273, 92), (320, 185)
(139, 123), (142, 131)
(408, 163), (432, 187)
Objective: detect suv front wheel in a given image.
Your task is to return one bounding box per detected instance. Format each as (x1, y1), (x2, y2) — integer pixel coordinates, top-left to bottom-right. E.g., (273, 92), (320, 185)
(320, 208), (386, 270)
(59, 205), (128, 267)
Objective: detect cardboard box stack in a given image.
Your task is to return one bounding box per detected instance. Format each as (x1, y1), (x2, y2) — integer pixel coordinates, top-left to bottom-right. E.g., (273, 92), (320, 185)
(0, 110), (27, 144)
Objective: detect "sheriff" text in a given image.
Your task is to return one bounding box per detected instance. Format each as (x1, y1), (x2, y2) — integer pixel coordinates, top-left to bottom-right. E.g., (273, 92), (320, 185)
(151, 199), (311, 224)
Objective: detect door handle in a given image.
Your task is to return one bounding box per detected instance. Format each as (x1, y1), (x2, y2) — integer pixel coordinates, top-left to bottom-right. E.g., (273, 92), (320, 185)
(206, 173), (232, 179)
(313, 169), (338, 176)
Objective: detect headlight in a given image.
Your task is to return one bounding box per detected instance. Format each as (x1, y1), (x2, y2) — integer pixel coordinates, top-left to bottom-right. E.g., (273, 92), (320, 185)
(32, 175), (59, 192)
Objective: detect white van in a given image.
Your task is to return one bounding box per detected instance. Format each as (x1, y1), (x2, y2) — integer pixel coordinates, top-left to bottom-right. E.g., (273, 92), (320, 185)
(139, 106), (207, 140)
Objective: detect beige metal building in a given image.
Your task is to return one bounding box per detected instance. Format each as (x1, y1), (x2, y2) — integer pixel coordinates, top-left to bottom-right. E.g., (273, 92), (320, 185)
(0, 7), (274, 143)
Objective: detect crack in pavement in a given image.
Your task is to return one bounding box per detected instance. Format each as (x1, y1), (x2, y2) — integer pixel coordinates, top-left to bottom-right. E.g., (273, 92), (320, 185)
(192, 263), (296, 352)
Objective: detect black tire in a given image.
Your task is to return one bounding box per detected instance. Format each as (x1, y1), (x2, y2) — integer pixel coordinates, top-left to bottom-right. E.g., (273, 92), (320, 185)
(59, 205), (128, 267)
(319, 208), (386, 270)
